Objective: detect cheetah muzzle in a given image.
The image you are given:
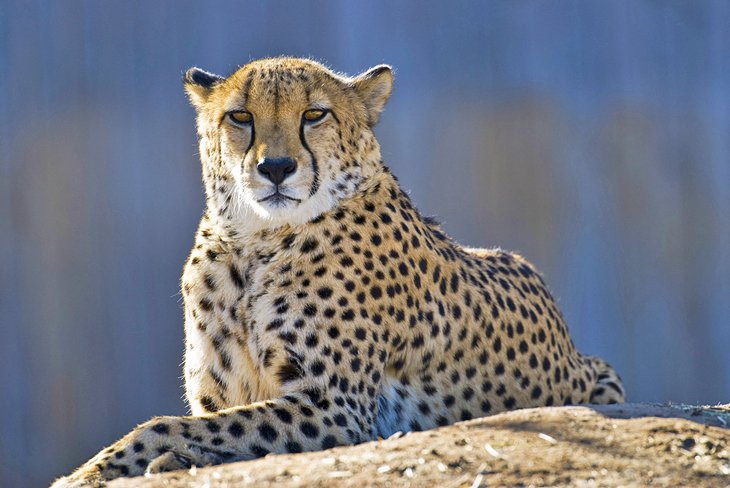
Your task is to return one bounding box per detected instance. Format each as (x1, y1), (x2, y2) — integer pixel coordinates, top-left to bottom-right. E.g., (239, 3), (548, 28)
(52, 57), (624, 487)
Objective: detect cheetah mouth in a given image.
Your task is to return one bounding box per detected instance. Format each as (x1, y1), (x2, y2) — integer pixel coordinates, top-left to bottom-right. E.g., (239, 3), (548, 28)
(258, 190), (301, 205)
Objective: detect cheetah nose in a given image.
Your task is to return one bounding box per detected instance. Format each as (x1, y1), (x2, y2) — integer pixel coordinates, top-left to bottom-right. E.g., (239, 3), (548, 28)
(257, 157), (297, 185)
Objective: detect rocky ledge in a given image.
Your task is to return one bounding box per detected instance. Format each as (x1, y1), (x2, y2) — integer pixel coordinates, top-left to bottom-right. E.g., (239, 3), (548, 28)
(110, 403), (730, 488)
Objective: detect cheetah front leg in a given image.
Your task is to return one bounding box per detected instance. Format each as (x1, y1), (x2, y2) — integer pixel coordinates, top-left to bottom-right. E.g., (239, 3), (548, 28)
(52, 373), (382, 486)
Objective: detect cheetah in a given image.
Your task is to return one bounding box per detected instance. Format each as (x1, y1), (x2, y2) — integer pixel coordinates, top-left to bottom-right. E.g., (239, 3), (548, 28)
(52, 57), (624, 487)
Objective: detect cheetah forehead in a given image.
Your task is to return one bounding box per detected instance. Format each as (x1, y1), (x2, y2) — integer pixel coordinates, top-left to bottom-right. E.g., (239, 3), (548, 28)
(222, 58), (347, 109)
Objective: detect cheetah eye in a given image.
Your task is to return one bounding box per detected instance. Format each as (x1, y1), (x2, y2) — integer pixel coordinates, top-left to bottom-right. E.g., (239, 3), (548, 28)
(302, 109), (328, 123)
(227, 111), (253, 126)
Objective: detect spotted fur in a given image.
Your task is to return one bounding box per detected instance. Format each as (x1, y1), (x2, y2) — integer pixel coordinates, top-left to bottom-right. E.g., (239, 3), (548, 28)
(52, 57), (623, 487)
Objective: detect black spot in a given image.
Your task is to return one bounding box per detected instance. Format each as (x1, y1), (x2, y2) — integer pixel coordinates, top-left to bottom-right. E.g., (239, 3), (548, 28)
(542, 357), (551, 371)
(274, 408), (293, 424)
(250, 444), (270, 457)
(370, 286), (382, 299)
(258, 423), (278, 442)
(321, 435), (337, 449)
(279, 331), (297, 345)
(285, 441), (303, 453)
(228, 422), (244, 438)
(200, 396), (220, 412)
(303, 304), (317, 316)
(277, 360), (303, 383)
(229, 265), (244, 288)
(151, 424), (169, 435)
(263, 348), (275, 368)
(350, 358), (361, 372)
(281, 234), (296, 248)
(206, 420), (221, 433)
(450, 273), (459, 292)
(305, 334), (319, 348)
(266, 318), (284, 331)
(300, 421), (319, 438)
(310, 360), (326, 376)
(300, 238), (319, 253)
(203, 275), (216, 291)
(317, 287), (333, 299)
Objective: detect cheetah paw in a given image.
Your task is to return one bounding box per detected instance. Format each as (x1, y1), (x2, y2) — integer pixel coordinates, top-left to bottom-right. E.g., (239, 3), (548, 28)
(146, 445), (225, 474)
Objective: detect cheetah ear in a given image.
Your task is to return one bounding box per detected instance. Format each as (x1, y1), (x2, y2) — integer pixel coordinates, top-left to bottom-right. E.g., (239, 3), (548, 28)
(351, 65), (393, 126)
(184, 67), (224, 109)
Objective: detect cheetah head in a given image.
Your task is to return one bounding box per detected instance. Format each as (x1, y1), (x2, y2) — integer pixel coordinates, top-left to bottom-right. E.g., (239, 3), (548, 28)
(184, 57), (393, 229)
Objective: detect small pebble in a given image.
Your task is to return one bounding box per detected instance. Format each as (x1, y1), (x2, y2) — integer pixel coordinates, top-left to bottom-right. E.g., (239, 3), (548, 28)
(538, 433), (557, 444)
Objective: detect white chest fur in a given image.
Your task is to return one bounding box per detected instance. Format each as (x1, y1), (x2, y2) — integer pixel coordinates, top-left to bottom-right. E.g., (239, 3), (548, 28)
(181, 237), (283, 414)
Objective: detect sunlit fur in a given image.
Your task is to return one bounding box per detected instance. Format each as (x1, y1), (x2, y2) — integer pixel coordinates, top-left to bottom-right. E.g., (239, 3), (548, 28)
(52, 58), (623, 488)
(187, 57), (391, 234)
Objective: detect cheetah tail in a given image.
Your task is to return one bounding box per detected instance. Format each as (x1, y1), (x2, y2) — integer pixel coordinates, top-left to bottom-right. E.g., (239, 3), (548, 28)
(586, 356), (626, 404)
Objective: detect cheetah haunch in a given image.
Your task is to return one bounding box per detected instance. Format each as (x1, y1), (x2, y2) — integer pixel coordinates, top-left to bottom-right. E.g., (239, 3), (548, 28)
(52, 57), (624, 487)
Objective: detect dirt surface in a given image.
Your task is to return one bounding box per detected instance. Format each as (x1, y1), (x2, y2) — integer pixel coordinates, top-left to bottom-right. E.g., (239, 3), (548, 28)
(109, 403), (730, 487)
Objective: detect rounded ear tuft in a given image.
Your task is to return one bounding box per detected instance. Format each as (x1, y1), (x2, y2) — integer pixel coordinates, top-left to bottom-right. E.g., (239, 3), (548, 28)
(183, 67), (224, 109)
(184, 67), (224, 88)
(351, 65), (394, 126)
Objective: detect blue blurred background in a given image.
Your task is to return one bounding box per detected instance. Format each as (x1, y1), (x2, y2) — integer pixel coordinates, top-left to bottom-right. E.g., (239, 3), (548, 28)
(1, 1), (729, 486)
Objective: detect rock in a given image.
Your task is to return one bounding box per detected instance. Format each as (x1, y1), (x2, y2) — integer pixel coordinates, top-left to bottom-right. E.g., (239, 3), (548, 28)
(109, 403), (730, 488)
